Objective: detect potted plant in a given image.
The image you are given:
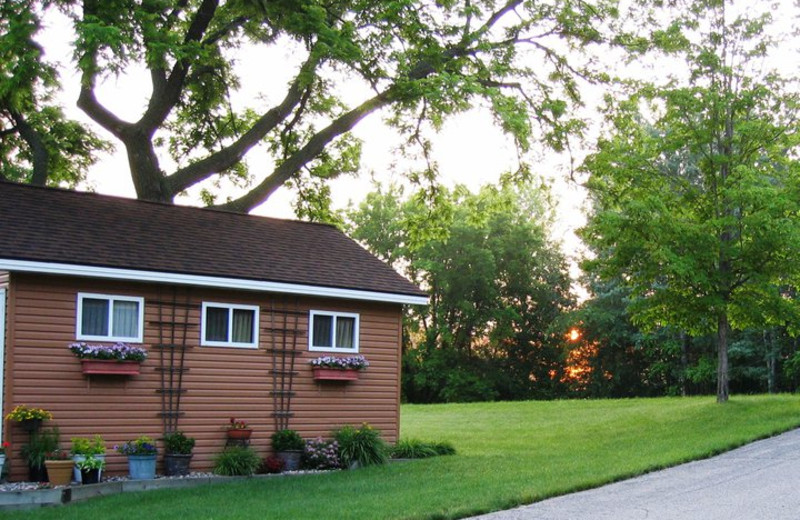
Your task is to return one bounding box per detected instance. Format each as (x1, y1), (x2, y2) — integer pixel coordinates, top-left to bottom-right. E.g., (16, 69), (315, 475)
(5, 404), (54, 432)
(76, 455), (105, 484)
(163, 430), (195, 476)
(116, 435), (157, 480)
(0, 441), (9, 478)
(69, 342), (148, 375)
(271, 429), (304, 471)
(71, 435), (106, 483)
(309, 355), (369, 381)
(226, 418), (252, 441)
(21, 427), (60, 481)
(44, 449), (74, 486)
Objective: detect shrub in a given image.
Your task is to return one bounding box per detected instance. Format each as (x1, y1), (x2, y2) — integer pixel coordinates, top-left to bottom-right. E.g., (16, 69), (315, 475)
(302, 437), (341, 470)
(333, 423), (388, 468)
(271, 429), (304, 451)
(163, 431), (195, 455)
(213, 446), (261, 476)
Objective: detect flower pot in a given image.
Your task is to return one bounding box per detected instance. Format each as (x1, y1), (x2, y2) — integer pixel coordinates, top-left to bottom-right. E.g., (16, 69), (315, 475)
(20, 418), (43, 432)
(45, 459), (74, 486)
(127, 454), (157, 480)
(80, 468), (100, 485)
(163, 453), (192, 476)
(28, 463), (48, 482)
(226, 428), (253, 440)
(276, 450), (302, 471)
(80, 359), (141, 375)
(0, 454), (5, 478)
(73, 454), (105, 483)
(312, 368), (360, 381)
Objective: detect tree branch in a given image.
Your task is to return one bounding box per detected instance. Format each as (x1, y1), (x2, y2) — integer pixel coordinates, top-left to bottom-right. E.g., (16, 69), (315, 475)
(215, 90), (393, 213)
(166, 57), (320, 194)
(77, 87), (130, 140)
(10, 110), (48, 186)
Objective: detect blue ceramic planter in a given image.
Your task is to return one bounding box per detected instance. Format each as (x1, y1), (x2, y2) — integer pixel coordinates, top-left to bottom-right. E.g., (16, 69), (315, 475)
(127, 454), (157, 480)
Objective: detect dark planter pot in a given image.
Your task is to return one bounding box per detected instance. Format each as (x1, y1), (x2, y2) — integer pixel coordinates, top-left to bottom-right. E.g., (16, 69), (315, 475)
(21, 419), (43, 433)
(276, 450), (302, 471)
(80, 468), (100, 485)
(163, 453), (192, 476)
(28, 464), (48, 482)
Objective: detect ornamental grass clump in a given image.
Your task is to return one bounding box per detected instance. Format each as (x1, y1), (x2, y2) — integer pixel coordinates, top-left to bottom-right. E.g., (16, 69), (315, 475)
(333, 423), (388, 468)
(69, 342), (148, 362)
(309, 355), (369, 371)
(213, 446), (261, 476)
(302, 437), (341, 470)
(391, 439), (457, 459)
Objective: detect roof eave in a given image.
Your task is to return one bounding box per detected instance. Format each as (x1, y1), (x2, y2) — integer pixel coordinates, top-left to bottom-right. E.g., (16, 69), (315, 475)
(0, 259), (429, 306)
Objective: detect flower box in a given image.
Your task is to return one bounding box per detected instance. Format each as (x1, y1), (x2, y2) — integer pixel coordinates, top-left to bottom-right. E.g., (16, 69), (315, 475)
(226, 428), (253, 440)
(80, 359), (141, 375)
(312, 368), (360, 381)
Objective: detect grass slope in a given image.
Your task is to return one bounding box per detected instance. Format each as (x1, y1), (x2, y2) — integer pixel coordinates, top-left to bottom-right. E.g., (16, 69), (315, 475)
(6, 395), (800, 520)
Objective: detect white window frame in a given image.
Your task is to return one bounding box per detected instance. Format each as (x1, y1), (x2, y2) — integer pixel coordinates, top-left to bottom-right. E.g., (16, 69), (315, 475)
(76, 292), (145, 343)
(200, 302), (260, 349)
(308, 310), (360, 353)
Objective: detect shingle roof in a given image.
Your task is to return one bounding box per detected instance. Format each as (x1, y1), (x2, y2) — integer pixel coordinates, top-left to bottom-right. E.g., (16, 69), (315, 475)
(0, 182), (426, 300)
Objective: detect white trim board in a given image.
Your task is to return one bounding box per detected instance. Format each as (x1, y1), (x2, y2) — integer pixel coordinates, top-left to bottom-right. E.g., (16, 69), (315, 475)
(0, 259), (429, 306)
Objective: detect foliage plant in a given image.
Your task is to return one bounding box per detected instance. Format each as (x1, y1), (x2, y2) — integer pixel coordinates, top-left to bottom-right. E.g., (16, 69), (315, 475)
(0, 441), (9, 455)
(76, 455), (106, 471)
(391, 438), (456, 459)
(115, 436), (157, 456)
(309, 355), (369, 371)
(212, 446), (261, 476)
(6, 404), (53, 422)
(333, 423), (388, 467)
(68, 342), (148, 362)
(70, 435), (106, 456)
(302, 438), (341, 470)
(163, 431), (195, 455)
(271, 429), (304, 452)
(21, 428), (60, 467)
(226, 418), (249, 430)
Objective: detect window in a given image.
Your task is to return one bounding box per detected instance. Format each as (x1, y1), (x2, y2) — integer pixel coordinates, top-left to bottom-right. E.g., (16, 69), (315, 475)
(76, 293), (144, 343)
(309, 311), (359, 353)
(201, 302), (259, 348)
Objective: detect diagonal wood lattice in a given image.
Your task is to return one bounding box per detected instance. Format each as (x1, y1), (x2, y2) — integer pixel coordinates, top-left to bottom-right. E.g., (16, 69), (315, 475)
(151, 286), (195, 434)
(266, 297), (302, 432)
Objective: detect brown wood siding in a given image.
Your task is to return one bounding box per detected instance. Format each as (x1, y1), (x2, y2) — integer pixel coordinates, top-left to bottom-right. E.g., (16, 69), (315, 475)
(3, 273), (403, 481)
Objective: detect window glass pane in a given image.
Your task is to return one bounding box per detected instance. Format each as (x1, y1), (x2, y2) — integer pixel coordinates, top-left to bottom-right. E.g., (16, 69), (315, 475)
(82, 298), (109, 336)
(232, 309), (254, 343)
(112, 300), (139, 338)
(205, 307), (229, 342)
(313, 315), (333, 347)
(336, 317), (356, 349)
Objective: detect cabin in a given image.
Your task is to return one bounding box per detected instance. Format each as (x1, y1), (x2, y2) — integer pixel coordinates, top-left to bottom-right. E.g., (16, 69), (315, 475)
(0, 182), (427, 480)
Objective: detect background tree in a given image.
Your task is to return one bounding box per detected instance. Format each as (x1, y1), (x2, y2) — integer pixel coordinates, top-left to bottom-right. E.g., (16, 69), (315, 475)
(0, 0), (108, 186)
(580, 0), (800, 402)
(348, 179), (574, 402)
(4, 0), (627, 211)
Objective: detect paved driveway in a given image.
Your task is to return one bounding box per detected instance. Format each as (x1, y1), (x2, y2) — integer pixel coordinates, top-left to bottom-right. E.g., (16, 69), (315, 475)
(470, 428), (800, 520)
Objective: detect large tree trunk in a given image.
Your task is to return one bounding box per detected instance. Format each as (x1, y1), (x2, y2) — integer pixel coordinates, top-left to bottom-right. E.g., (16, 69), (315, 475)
(716, 313), (729, 403)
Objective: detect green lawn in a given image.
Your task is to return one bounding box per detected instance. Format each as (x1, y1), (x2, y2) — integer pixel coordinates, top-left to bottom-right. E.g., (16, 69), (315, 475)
(6, 395), (800, 519)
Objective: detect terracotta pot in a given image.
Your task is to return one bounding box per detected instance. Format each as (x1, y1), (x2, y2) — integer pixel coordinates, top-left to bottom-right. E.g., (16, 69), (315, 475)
(44, 459), (74, 486)
(226, 428), (253, 440)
